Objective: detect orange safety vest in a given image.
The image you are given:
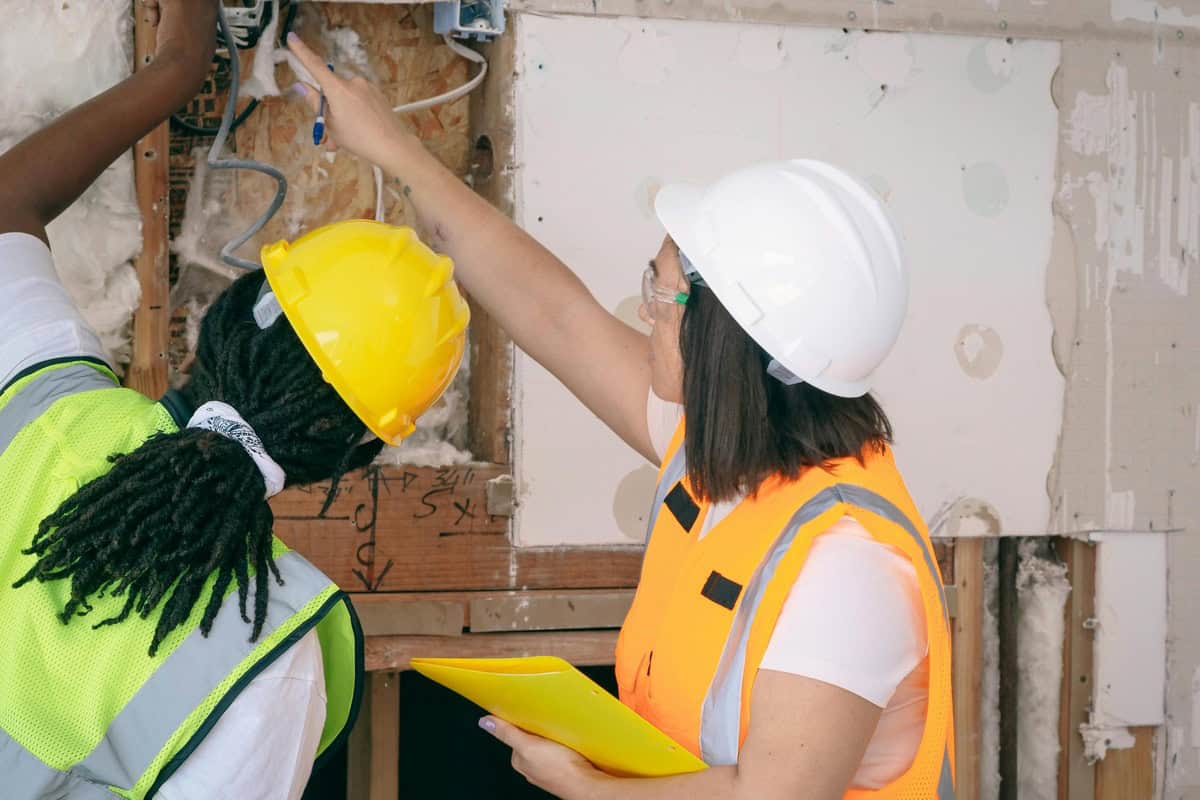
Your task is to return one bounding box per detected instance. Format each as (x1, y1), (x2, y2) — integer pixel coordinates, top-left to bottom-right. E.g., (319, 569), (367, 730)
(615, 422), (955, 799)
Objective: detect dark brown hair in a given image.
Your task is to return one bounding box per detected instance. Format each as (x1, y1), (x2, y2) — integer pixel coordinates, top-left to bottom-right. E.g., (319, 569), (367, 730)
(679, 285), (893, 504)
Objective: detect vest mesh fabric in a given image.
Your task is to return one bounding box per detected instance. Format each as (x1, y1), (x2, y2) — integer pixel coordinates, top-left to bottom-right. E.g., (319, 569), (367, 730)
(0, 361), (359, 798)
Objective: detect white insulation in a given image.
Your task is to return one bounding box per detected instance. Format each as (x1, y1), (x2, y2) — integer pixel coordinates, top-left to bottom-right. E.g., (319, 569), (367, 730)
(0, 0), (141, 367)
(1016, 543), (1071, 800)
(979, 541), (1072, 800)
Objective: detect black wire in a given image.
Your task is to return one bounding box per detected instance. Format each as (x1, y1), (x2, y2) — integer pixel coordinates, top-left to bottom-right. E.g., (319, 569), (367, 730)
(169, 1), (296, 137)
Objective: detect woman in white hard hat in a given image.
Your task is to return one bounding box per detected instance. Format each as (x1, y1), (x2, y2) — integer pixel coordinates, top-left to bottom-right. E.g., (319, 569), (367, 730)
(290, 36), (954, 800)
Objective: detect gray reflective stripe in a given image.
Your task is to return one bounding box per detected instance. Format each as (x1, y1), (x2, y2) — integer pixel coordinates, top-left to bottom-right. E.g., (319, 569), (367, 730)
(73, 550), (332, 790)
(699, 483), (949, 767)
(0, 729), (115, 799)
(0, 364), (116, 455)
(938, 747), (956, 799)
(836, 484), (949, 626)
(0, 551), (332, 797)
(646, 445), (687, 544)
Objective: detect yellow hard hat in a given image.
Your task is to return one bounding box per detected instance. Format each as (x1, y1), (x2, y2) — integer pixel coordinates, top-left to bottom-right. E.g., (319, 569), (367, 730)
(261, 220), (470, 445)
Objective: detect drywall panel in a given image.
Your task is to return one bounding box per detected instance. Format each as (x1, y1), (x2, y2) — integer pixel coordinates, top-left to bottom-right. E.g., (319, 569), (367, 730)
(513, 14), (1062, 545)
(1091, 532), (1167, 737)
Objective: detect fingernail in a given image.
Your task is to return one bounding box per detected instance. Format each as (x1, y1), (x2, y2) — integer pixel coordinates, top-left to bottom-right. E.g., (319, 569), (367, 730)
(287, 32), (299, 44)
(479, 717), (496, 732)
(291, 82), (308, 97)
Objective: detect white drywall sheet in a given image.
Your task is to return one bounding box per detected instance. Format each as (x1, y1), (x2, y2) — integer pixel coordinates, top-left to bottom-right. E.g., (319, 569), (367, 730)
(513, 15), (1063, 545)
(1092, 532), (1167, 728)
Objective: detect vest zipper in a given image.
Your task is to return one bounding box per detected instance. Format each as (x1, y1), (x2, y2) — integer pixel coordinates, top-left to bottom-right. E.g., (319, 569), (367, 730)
(647, 650), (653, 677)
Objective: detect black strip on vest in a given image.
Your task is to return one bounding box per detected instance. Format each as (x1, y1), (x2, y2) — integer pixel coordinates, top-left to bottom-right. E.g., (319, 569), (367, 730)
(0, 355), (112, 397)
(158, 388), (196, 430)
(664, 482), (700, 532)
(701, 571), (743, 611)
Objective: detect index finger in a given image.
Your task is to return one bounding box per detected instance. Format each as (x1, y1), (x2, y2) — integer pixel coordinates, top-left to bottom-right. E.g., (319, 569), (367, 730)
(286, 33), (340, 91)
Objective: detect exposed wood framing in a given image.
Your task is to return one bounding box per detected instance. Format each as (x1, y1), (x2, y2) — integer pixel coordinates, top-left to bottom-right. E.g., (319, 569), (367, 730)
(345, 671), (401, 800)
(127, 0), (171, 399)
(351, 588), (636, 637)
(464, 28), (517, 464)
(1058, 538), (1097, 800)
(271, 465), (643, 592)
(1095, 727), (1156, 800)
(952, 538), (984, 800)
(368, 672), (401, 800)
(366, 629), (620, 671)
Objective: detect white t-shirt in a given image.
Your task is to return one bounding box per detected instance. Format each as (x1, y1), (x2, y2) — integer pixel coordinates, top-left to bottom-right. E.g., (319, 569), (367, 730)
(1, 232), (326, 799)
(647, 390), (928, 790)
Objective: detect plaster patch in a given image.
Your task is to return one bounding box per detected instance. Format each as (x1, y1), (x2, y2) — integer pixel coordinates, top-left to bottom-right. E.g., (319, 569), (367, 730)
(853, 32), (915, 90)
(612, 465), (659, 540)
(614, 295), (651, 333)
(967, 39), (1013, 94)
(1111, 0), (1200, 29)
(955, 323), (1004, 379)
(962, 162), (1011, 217)
(734, 26), (786, 74)
(936, 497), (1003, 537)
(618, 20), (676, 86)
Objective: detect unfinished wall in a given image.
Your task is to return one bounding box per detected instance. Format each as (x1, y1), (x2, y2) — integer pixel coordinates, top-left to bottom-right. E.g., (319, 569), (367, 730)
(503, 0), (1200, 794)
(511, 14), (1063, 546)
(0, 0), (141, 366)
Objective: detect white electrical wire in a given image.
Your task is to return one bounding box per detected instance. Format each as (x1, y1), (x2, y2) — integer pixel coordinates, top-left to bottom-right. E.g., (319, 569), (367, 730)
(373, 35), (488, 222)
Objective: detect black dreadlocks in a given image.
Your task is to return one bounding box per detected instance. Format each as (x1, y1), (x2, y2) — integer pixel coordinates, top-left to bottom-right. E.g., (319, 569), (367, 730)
(13, 271), (385, 656)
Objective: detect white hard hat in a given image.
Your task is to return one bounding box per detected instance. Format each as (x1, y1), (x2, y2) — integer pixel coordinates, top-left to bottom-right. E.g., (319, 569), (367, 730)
(655, 159), (906, 398)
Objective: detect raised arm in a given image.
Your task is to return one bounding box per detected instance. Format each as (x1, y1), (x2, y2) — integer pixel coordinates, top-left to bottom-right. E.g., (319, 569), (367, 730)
(288, 36), (658, 463)
(0, 0), (216, 243)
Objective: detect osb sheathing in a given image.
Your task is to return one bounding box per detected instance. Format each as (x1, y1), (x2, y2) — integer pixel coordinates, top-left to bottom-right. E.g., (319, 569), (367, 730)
(496, 0), (1200, 793)
(234, 3), (473, 248)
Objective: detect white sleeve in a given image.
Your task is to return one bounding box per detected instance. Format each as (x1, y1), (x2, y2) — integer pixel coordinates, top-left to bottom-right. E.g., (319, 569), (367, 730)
(645, 388), (684, 463)
(0, 232), (107, 388)
(758, 517), (928, 708)
(156, 631), (328, 800)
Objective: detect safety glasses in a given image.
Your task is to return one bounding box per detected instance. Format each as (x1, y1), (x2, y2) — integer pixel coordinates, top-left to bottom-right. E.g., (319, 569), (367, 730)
(641, 266), (690, 321)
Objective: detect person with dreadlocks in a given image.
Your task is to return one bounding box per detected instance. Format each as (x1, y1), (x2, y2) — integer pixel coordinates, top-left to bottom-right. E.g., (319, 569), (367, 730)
(0, 2), (469, 798)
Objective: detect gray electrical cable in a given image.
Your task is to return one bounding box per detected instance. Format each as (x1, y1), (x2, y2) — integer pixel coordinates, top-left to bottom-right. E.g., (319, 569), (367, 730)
(212, 6), (287, 271)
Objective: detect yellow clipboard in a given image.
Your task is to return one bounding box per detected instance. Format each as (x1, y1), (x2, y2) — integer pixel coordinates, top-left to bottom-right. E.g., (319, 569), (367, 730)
(410, 656), (708, 778)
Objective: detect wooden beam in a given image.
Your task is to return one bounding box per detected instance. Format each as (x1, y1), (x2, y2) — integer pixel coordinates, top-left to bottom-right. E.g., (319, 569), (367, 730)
(1095, 727), (1155, 800)
(352, 595), (466, 637)
(465, 28), (518, 464)
(351, 588), (635, 637)
(369, 672), (401, 800)
(127, 0), (171, 399)
(272, 465), (644, 593)
(1057, 538), (1096, 800)
(365, 630), (619, 671)
(345, 680), (372, 800)
(952, 538), (984, 800)
(469, 589), (634, 633)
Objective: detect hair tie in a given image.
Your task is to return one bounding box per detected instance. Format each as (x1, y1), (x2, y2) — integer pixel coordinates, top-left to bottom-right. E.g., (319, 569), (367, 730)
(187, 401), (287, 498)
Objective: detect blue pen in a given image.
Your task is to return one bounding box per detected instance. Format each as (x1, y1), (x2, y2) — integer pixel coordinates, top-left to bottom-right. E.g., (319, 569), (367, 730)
(312, 63), (334, 146)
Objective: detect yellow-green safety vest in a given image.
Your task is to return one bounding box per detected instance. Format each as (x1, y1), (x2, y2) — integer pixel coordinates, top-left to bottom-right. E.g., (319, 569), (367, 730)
(0, 359), (363, 799)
